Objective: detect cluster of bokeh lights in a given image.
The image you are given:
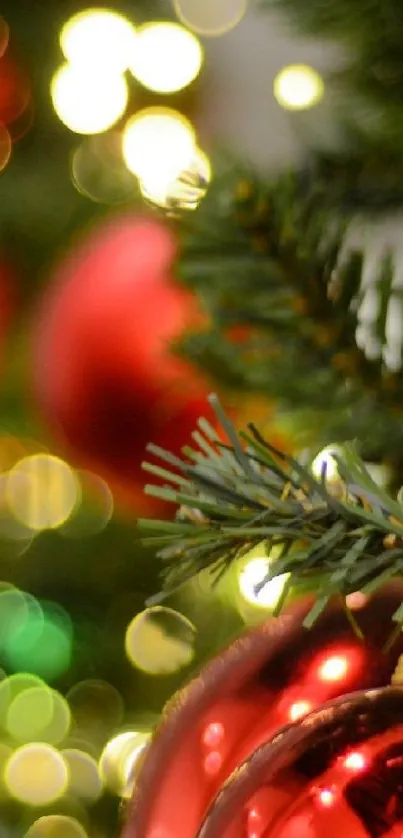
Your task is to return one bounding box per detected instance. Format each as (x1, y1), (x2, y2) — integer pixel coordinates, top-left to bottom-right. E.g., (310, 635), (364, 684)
(50, 8), (212, 210)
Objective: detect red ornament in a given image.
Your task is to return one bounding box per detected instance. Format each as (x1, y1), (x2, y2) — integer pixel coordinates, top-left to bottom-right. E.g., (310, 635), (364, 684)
(32, 215), (213, 513)
(0, 50), (30, 126)
(121, 584), (403, 838)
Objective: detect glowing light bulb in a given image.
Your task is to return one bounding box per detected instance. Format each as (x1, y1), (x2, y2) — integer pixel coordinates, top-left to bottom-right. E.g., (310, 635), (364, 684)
(289, 700), (312, 722)
(6, 453), (80, 531)
(311, 446), (340, 481)
(122, 107), (196, 184)
(51, 63), (129, 135)
(238, 557), (289, 609)
(318, 655), (348, 683)
(174, 0), (248, 37)
(140, 146), (211, 211)
(343, 751), (366, 772)
(129, 22), (203, 94)
(5, 743), (68, 805)
(274, 64), (324, 111)
(203, 750), (222, 776)
(60, 9), (136, 73)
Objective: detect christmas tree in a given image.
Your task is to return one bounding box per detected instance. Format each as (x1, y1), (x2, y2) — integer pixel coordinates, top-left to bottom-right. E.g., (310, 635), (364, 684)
(2, 1), (403, 837)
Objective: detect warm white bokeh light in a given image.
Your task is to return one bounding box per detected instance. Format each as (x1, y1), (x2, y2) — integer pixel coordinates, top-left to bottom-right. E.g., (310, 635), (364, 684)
(140, 146), (212, 210)
(99, 730), (151, 797)
(5, 743), (68, 805)
(129, 22), (203, 94)
(6, 453), (80, 531)
(274, 64), (324, 110)
(60, 9), (136, 73)
(62, 749), (103, 801)
(25, 815), (88, 838)
(125, 607), (196, 675)
(239, 557), (289, 609)
(51, 63), (129, 135)
(311, 446), (340, 481)
(123, 107), (196, 185)
(173, 0), (248, 36)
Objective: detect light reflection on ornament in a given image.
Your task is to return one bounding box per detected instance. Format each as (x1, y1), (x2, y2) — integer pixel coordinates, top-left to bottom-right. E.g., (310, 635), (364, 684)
(173, 0), (248, 37)
(129, 22), (203, 94)
(203, 750), (222, 776)
(343, 751), (367, 772)
(247, 805), (264, 838)
(316, 786), (336, 808)
(60, 9), (136, 74)
(274, 64), (324, 111)
(5, 743), (68, 805)
(202, 721), (225, 749)
(122, 107), (196, 185)
(318, 654), (349, 683)
(289, 700), (312, 722)
(51, 63), (129, 135)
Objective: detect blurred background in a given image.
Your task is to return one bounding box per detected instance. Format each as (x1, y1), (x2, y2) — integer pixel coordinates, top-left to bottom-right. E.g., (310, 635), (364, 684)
(0, 2), (331, 836)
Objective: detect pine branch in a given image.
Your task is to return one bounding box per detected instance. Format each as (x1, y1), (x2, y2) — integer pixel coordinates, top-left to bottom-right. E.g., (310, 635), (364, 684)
(138, 396), (403, 627)
(174, 168), (403, 470)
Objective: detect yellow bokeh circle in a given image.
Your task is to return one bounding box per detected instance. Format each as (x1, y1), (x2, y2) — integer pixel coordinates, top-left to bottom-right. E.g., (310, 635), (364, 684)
(122, 107), (196, 184)
(6, 453), (80, 531)
(273, 64), (324, 111)
(51, 63), (129, 135)
(25, 815), (88, 838)
(5, 743), (68, 805)
(60, 9), (136, 73)
(129, 22), (203, 94)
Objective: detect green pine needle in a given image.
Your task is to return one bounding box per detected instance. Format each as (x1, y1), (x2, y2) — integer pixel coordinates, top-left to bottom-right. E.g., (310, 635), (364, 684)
(138, 395), (403, 626)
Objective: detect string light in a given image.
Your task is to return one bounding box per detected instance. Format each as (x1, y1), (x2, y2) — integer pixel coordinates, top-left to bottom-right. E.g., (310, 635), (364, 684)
(51, 63), (129, 135)
(238, 557), (289, 609)
(311, 446), (341, 481)
(274, 64), (324, 111)
(129, 22), (203, 94)
(122, 107), (196, 185)
(5, 744), (68, 805)
(60, 9), (136, 74)
(125, 606), (196, 675)
(140, 146), (212, 211)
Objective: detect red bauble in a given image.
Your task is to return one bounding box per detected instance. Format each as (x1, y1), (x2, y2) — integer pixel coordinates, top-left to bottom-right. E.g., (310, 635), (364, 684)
(122, 585), (403, 838)
(32, 215), (212, 513)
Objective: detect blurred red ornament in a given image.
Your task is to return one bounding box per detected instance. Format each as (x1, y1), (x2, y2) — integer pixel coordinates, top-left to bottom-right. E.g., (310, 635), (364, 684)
(32, 215), (213, 513)
(121, 584), (403, 838)
(0, 50), (30, 126)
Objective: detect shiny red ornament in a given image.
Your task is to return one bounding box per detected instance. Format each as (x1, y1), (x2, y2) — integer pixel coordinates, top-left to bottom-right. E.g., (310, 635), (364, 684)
(121, 585), (403, 838)
(32, 215), (212, 513)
